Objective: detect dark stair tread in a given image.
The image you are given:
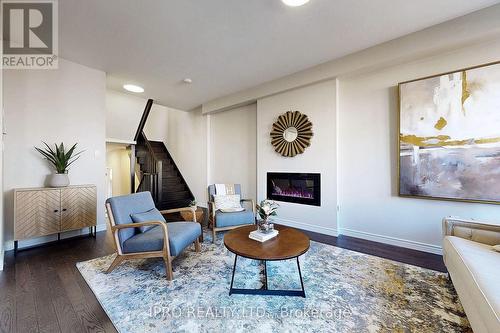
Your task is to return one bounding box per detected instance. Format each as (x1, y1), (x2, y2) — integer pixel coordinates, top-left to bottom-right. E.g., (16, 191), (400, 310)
(136, 138), (194, 210)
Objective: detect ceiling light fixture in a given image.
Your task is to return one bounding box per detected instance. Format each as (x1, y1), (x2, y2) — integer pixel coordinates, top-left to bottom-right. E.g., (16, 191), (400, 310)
(123, 84), (144, 93)
(183, 78), (193, 84)
(281, 0), (310, 7)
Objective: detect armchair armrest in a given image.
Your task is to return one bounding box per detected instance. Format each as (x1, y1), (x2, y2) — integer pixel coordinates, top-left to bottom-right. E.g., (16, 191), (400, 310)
(240, 198), (256, 214)
(442, 217), (500, 246)
(159, 207), (197, 222)
(208, 201), (216, 219)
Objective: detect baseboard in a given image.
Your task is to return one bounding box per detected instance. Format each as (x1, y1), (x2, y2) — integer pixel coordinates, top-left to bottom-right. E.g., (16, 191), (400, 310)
(339, 228), (443, 255)
(3, 224), (108, 252)
(273, 217), (338, 236)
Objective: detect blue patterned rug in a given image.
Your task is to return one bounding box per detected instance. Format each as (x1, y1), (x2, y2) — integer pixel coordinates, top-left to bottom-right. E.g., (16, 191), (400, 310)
(77, 232), (470, 333)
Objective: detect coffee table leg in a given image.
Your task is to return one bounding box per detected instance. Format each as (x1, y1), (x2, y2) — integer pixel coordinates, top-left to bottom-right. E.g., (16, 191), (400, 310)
(229, 256), (305, 297)
(229, 255), (238, 295)
(297, 257), (306, 298)
(263, 260), (268, 290)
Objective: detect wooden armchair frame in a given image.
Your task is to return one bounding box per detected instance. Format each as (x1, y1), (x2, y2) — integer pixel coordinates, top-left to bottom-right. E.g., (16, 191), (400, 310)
(105, 203), (200, 280)
(207, 198), (256, 243)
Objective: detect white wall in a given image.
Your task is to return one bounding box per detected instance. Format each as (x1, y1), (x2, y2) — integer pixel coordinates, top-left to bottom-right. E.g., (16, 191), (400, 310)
(106, 91), (208, 206)
(338, 38), (500, 254)
(3, 59), (107, 249)
(257, 80), (337, 235)
(106, 90), (169, 142)
(164, 107), (207, 205)
(0, 58), (3, 269)
(209, 104), (257, 201)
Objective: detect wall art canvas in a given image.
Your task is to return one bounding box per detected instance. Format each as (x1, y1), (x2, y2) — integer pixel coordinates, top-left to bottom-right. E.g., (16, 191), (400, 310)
(399, 62), (500, 203)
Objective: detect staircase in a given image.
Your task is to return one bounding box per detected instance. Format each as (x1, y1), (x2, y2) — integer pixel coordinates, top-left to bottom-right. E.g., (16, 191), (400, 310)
(133, 100), (194, 210)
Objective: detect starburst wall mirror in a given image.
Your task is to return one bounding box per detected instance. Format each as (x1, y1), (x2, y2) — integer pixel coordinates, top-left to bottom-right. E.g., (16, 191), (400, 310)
(270, 111), (313, 157)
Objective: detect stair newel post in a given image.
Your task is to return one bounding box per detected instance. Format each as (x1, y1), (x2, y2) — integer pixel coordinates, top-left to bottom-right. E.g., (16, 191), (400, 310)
(156, 160), (163, 203)
(130, 144), (136, 193)
(149, 174), (154, 200)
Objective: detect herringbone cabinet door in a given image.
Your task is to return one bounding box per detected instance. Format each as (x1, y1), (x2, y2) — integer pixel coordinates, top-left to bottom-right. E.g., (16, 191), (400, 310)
(61, 187), (97, 231)
(15, 190), (61, 239)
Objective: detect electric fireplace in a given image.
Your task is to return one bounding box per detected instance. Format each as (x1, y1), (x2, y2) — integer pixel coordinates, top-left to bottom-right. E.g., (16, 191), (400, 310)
(267, 172), (321, 206)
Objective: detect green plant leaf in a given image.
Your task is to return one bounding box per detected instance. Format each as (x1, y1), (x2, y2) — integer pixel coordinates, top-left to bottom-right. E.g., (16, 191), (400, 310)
(35, 141), (84, 173)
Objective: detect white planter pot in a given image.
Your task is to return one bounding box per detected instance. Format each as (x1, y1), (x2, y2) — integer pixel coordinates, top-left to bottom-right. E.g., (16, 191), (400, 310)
(48, 173), (70, 187)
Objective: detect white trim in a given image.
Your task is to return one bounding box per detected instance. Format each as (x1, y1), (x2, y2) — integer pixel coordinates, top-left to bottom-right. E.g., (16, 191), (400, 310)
(4, 224), (108, 252)
(339, 227), (443, 255)
(0, 250), (4, 271)
(274, 217), (338, 237)
(105, 137), (136, 145)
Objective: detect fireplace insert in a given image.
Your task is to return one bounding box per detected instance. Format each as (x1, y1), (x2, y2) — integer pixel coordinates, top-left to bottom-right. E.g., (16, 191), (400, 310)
(267, 172), (320, 206)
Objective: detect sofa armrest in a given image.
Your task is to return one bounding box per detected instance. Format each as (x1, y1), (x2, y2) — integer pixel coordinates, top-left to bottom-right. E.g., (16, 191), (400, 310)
(442, 217), (500, 246)
(160, 207), (197, 222)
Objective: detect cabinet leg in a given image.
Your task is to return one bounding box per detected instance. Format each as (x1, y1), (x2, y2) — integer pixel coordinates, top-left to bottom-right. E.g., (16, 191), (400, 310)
(58, 233), (60, 241)
(14, 241), (18, 256)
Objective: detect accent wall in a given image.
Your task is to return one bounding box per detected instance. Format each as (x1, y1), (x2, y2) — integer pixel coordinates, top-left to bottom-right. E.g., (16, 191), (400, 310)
(256, 80), (337, 235)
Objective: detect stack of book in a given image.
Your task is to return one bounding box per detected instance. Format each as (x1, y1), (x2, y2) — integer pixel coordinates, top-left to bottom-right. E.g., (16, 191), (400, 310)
(249, 229), (279, 242)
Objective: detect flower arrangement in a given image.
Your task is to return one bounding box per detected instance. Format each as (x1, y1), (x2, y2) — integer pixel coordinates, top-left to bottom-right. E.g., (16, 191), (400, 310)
(256, 199), (279, 222)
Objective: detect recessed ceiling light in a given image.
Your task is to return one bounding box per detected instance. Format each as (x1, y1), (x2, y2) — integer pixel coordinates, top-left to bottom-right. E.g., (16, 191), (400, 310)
(123, 84), (144, 93)
(282, 0), (310, 7)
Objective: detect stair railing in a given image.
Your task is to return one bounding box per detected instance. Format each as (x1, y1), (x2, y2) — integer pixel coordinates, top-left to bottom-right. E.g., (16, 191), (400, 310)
(136, 132), (163, 204)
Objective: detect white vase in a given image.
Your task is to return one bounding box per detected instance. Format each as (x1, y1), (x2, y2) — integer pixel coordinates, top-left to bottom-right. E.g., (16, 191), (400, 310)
(48, 173), (70, 187)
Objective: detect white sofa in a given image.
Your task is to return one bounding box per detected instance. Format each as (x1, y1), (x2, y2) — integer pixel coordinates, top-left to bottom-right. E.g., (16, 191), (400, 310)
(442, 217), (500, 333)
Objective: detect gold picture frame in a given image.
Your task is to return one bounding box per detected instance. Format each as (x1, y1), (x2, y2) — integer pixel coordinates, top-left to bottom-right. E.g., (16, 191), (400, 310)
(398, 60), (500, 205)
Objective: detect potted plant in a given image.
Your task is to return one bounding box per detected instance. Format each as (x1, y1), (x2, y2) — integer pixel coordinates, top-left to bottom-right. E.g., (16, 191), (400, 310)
(180, 200), (204, 223)
(256, 199), (279, 224)
(35, 142), (83, 187)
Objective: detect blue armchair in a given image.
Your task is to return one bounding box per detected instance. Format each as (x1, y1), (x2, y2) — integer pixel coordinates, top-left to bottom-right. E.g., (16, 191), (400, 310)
(105, 192), (201, 280)
(207, 184), (255, 243)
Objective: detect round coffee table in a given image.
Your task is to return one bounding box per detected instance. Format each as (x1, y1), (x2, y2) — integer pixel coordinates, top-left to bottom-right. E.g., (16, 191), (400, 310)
(224, 225), (310, 297)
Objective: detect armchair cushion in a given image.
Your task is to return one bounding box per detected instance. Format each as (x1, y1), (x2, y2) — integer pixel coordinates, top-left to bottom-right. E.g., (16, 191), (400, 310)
(122, 222), (202, 256)
(130, 208), (166, 233)
(215, 209), (254, 228)
(106, 192), (157, 248)
(213, 194), (242, 210)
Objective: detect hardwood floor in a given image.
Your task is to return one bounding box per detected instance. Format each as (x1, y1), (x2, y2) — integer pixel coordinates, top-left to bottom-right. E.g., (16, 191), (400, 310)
(0, 232), (117, 333)
(0, 227), (446, 333)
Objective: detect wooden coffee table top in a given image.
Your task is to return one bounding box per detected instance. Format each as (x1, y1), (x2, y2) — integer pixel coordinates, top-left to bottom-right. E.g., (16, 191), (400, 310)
(224, 225), (310, 261)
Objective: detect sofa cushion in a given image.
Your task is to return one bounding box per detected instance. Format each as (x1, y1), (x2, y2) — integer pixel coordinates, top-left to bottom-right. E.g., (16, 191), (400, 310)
(443, 236), (500, 333)
(122, 222), (201, 256)
(130, 208), (166, 233)
(106, 192), (157, 248)
(215, 209), (254, 228)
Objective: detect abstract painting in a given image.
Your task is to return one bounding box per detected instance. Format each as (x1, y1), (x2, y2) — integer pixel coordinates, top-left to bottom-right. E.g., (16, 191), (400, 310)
(399, 62), (500, 203)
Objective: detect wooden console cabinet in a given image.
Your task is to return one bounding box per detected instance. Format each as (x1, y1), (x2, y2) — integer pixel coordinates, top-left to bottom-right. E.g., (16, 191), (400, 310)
(14, 185), (97, 251)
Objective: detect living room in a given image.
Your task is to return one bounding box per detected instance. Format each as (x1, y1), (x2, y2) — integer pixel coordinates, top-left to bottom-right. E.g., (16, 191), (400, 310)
(1, 1), (499, 332)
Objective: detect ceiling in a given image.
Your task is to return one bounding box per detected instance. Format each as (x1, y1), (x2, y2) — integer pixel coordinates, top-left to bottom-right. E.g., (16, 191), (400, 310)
(59, 0), (500, 110)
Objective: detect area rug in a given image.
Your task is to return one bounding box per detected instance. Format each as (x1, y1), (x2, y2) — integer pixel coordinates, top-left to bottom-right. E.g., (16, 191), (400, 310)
(77, 232), (470, 333)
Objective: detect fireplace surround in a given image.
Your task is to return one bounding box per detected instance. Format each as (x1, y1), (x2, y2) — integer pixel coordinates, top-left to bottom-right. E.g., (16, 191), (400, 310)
(267, 172), (321, 206)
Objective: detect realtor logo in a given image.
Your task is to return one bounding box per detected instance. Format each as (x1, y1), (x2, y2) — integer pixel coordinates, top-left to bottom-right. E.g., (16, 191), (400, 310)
(2, 0), (58, 69)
